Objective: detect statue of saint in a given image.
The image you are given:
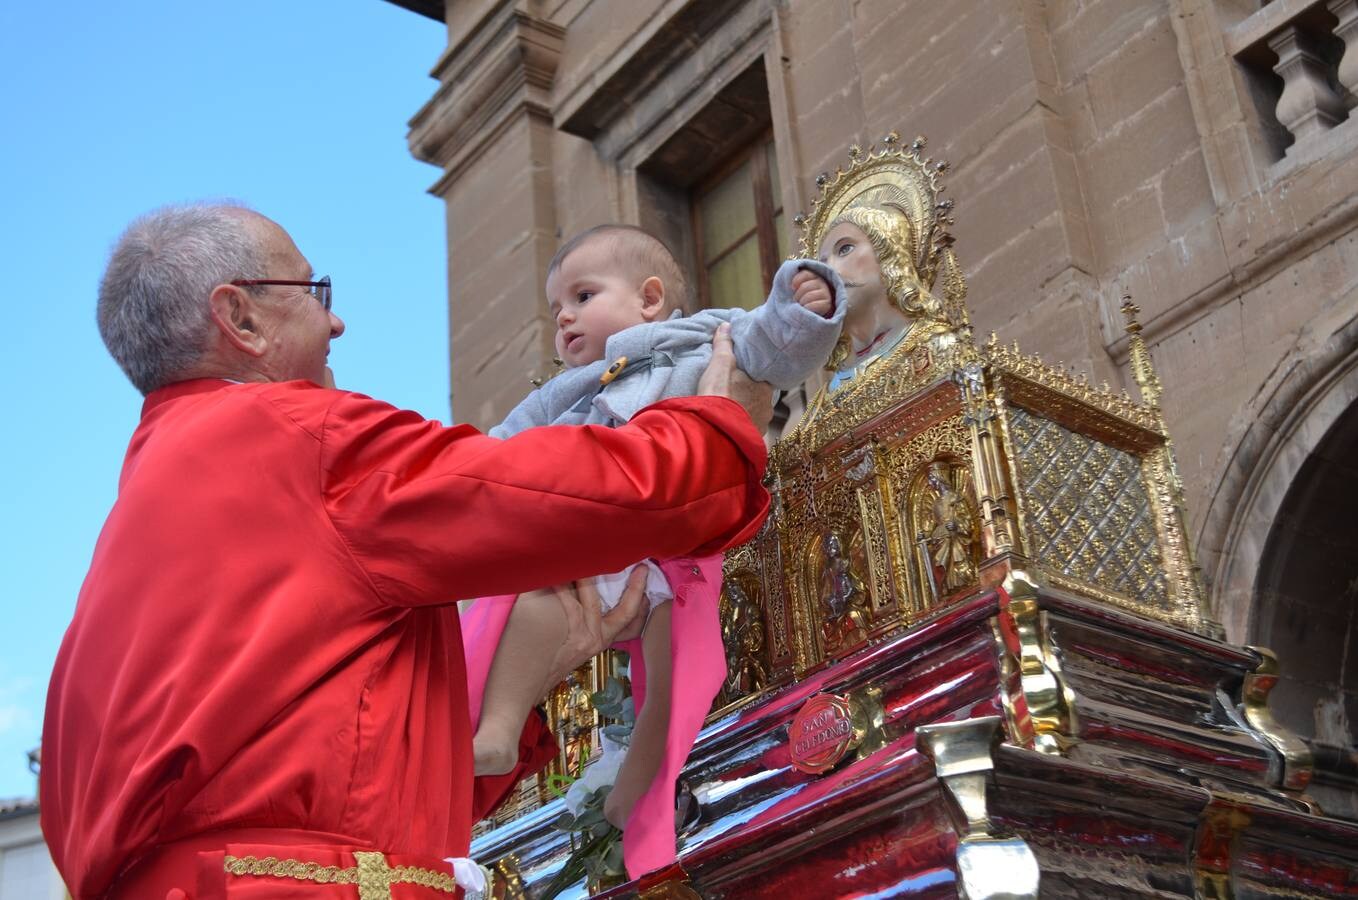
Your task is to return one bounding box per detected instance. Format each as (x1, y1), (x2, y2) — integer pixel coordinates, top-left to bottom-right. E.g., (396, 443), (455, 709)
(555, 671), (596, 777)
(921, 462), (977, 594)
(721, 580), (767, 698)
(815, 202), (954, 393)
(818, 532), (871, 649)
(786, 136), (970, 435)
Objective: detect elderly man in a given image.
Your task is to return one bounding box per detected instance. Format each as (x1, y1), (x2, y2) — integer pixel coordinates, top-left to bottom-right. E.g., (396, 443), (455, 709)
(41, 204), (772, 900)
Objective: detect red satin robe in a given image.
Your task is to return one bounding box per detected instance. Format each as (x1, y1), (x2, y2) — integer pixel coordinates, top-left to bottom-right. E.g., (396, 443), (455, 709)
(41, 379), (768, 899)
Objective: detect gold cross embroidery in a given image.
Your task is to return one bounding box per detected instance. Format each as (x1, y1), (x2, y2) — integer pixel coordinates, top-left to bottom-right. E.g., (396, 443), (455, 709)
(224, 852), (460, 898)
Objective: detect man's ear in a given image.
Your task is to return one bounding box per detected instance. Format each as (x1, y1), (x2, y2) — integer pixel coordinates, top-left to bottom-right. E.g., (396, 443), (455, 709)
(207, 284), (267, 357)
(639, 276), (667, 321)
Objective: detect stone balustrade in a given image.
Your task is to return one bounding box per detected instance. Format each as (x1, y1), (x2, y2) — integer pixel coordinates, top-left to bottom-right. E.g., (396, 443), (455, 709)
(1228, 0), (1358, 157)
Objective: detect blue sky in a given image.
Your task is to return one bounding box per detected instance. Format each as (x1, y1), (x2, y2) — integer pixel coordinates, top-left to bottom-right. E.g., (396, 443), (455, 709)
(0, 2), (450, 798)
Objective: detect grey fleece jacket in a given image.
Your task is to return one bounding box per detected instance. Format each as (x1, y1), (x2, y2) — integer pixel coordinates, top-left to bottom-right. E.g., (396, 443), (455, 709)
(488, 258), (846, 437)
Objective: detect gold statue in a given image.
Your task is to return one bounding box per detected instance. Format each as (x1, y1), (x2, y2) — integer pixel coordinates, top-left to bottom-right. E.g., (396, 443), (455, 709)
(557, 671), (596, 776)
(818, 532), (871, 649)
(721, 579), (768, 700)
(920, 461), (977, 594)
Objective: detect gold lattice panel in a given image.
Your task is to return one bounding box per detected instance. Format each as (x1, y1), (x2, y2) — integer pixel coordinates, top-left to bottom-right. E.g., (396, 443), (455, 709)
(1007, 407), (1169, 608)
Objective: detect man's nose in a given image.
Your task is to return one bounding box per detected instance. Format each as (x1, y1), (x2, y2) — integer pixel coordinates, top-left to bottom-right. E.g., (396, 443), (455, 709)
(329, 311), (346, 338)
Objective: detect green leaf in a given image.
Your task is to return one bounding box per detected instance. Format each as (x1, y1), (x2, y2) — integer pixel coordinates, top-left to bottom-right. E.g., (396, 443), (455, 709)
(603, 840), (625, 873)
(590, 678), (625, 709)
(551, 811), (577, 831)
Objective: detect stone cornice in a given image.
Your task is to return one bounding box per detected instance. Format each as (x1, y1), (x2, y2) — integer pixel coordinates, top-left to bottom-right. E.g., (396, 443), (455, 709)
(554, 0), (767, 146)
(382, 0), (444, 22)
(407, 0), (564, 176)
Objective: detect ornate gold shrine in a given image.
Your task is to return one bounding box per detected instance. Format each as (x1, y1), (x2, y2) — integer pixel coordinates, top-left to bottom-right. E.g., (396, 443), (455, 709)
(714, 133), (1212, 714)
(477, 133), (1216, 836)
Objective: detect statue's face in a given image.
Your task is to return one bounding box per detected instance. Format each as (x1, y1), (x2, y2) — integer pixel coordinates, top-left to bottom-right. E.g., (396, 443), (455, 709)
(819, 222), (887, 316)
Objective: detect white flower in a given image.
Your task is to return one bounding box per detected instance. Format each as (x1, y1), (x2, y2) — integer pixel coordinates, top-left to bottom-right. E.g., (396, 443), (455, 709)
(563, 734), (628, 816)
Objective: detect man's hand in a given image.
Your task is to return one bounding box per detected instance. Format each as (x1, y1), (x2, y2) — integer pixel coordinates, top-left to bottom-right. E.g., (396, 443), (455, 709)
(698, 323), (775, 432)
(792, 269), (834, 317)
(541, 569), (648, 693)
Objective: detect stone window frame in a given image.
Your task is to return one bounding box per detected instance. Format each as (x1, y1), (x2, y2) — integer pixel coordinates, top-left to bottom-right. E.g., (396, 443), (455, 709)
(550, 0), (802, 301)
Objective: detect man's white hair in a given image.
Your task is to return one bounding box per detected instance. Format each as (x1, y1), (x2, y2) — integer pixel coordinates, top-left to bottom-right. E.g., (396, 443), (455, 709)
(97, 203), (267, 395)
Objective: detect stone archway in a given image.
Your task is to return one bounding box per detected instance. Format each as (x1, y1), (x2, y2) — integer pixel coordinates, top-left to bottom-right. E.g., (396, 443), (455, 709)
(1197, 314), (1358, 644)
(1195, 314), (1358, 746)
(1252, 402), (1358, 745)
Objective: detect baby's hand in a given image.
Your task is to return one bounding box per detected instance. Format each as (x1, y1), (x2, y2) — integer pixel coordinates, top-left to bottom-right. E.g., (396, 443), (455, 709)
(792, 268), (834, 317)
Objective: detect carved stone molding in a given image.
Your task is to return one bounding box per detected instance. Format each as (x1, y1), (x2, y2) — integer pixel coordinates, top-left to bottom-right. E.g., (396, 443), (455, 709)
(407, 0), (564, 186)
(554, 0), (772, 164)
(1195, 315), (1358, 641)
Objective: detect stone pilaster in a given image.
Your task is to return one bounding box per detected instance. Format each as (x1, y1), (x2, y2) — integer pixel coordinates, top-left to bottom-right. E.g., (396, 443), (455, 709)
(408, 0), (564, 427)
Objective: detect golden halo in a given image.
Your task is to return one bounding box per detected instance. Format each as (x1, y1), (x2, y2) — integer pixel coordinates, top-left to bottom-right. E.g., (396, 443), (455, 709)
(794, 134), (956, 292)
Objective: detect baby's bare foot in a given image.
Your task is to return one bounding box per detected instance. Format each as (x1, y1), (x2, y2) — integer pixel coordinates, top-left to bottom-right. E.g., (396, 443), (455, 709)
(473, 732), (518, 777)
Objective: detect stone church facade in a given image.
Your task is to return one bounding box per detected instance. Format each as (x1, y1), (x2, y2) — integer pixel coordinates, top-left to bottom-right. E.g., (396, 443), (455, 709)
(389, 0), (1358, 761)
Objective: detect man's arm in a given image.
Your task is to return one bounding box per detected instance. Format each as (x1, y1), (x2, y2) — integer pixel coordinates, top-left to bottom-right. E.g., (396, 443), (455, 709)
(321, 391), (769, 607)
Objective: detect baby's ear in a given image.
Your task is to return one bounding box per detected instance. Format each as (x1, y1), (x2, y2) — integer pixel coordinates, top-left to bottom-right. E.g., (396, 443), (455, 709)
(639, 275), (667, 320)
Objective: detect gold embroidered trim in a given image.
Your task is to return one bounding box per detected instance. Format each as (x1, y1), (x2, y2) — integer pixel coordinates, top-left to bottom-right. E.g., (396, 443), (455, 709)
(223, 852), (459, 897)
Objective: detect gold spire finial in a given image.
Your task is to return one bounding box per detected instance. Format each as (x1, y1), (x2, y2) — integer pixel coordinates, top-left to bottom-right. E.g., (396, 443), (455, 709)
(1121, 296), (1162, 408)
(1120, 297), (1142, 333)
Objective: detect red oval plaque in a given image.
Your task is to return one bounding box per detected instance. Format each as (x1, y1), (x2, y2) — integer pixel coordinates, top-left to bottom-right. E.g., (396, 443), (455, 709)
(789, 693), (861, 774)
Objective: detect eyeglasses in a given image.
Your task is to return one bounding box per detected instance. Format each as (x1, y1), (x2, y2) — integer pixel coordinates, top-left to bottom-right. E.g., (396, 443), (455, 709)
(230, 275), (332, 311)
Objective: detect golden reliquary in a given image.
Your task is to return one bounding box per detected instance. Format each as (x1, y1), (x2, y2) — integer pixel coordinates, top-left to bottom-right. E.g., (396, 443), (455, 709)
(479, 131), (1217, 833)
(715, 132), (1213, 712)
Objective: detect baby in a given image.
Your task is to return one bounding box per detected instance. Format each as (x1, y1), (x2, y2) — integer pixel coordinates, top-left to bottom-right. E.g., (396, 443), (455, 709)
(466, 224), (845, 876)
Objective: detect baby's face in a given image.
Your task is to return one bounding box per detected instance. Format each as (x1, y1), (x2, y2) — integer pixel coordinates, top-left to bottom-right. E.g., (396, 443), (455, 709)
(547, 239), (654, 367)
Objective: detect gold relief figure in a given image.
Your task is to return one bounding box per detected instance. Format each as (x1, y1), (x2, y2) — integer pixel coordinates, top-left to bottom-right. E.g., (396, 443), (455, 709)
(819, 532), (859, 618)
(719, 577), (768, 701)
(557, 670), (596, 777)
(903, 460), (979, 605)
(921, 461), (978, 595)
(816, 531), (872, 652)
